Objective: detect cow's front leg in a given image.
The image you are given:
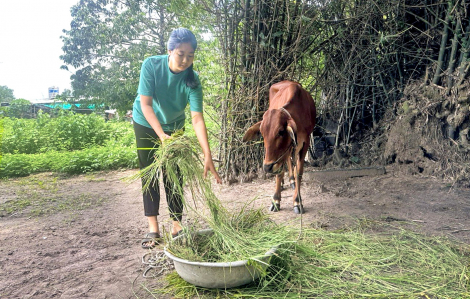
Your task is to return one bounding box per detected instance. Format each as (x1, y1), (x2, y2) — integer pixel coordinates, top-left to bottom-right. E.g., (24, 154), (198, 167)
(271, 173), (283, 212)
(287, 158), (295, 190)
(292, 169), (304, 214)
(293, 145), (308, 214)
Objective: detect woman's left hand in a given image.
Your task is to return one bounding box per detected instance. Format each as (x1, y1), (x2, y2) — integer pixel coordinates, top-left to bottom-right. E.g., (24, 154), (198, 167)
(191, 111), (223, 184)
(204, 156), (222, 184)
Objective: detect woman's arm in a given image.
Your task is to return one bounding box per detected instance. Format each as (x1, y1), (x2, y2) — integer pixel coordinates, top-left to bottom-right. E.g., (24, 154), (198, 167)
(140, 95), (170, 141)
(191, 111), (222, 184)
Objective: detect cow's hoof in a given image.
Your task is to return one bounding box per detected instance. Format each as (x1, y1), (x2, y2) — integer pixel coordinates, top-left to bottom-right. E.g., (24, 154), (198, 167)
(270, 202), (281, 212)
(293, 204), (304, 214)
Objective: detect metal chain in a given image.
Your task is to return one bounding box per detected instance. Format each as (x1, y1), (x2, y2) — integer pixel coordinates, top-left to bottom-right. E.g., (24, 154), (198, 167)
(141, 250), (174, 278)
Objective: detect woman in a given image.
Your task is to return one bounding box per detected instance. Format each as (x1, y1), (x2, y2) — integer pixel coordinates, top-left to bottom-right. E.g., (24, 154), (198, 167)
(133, 28), (222, 249)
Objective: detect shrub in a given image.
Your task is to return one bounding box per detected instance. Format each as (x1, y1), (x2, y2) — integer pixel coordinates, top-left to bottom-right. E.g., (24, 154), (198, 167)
(0, 146), (138, 178)
(2, 112), (134, 154)
(0, 112), (138, 178)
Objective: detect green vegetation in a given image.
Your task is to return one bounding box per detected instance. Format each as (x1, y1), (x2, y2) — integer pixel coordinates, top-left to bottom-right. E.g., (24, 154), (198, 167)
(0, 108), (219, 178)
(1, 99), (31, 118)
(2, 110), (133, 154)
(0, 112), (137, 178)
(0, 145), (137, 177)
(135, 134), (281, 261)
(0, 85), (15, 103)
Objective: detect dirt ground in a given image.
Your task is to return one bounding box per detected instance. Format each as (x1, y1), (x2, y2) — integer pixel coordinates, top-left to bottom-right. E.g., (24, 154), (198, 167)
(1, 165), (470, 298)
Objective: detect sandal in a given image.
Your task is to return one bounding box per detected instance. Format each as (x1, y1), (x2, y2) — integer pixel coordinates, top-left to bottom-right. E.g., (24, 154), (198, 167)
(171, 230), (183, 239)
(141, 232), (161, 249)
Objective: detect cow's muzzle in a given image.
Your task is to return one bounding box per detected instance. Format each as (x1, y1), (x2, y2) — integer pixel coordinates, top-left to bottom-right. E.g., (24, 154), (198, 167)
(263, 163), (275, 173)
(263, 163), (284, 175)
(263, 143), (294, 174)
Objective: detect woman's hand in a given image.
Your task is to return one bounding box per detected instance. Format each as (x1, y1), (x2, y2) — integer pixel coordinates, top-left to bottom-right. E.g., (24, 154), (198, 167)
(204, 156), (222, 184)
(159, 133), (171, 142)
(140, 95), (168, 141)
(191, 111), (223, 184)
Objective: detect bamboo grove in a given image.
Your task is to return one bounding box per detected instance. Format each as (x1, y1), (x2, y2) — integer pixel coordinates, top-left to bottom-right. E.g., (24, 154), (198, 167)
(61, 0), (470, 181)
(207, 0), (470, 180)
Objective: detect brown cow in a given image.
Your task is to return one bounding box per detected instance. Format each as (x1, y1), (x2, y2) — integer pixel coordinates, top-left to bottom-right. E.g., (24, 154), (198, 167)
(243, 81), (316, 214)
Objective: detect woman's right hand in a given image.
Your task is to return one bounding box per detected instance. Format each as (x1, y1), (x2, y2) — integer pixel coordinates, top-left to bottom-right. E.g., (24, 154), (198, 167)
(159, 133), (171, 142)
(140, 95), (168, 143)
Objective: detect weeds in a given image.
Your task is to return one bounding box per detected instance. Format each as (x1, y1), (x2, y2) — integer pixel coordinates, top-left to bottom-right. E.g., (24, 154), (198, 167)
(0, 173), (105, 217)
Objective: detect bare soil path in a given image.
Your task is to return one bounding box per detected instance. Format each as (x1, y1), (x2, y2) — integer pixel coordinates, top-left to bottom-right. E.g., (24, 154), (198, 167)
(1, 166), (469, 298)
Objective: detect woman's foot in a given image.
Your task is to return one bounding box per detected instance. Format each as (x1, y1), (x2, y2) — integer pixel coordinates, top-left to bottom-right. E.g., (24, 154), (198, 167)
(141, 232), (161, 249)
(172, 221), (183, 238)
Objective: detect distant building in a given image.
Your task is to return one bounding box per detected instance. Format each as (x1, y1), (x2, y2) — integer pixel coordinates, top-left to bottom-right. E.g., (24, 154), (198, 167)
(48, 86), (59, 99)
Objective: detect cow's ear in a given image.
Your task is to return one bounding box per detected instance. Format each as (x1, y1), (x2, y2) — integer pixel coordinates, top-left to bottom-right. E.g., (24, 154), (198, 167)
(243, 121), (262, 142)
(287, 119), (297, 146)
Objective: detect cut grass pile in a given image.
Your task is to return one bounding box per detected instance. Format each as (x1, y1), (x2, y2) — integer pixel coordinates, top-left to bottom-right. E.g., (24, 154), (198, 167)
(138, 134), (470, 298)
(159, 226), (469, 298)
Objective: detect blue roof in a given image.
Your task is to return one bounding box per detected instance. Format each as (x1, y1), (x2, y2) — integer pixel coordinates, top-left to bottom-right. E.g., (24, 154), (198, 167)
(43, 103), (97, 110)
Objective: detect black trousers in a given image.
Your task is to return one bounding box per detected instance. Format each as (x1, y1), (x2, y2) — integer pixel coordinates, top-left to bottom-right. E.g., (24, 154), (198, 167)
(133, 121), (183, 221)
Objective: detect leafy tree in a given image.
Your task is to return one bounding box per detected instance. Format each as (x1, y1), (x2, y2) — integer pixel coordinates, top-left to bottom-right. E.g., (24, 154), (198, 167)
(60, 89), (73, 98)
(6, 99), (31, 119)
(54, 88), (73, 103)
(0, 85), (15, 103)
(60, 0), (185, 112)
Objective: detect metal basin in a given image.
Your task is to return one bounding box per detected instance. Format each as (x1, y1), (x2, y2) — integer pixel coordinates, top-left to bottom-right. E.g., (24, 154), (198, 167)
(163, 229), (277, 289)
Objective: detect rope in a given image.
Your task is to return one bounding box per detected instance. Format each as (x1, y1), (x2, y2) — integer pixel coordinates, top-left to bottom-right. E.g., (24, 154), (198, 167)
(279, 107), (292, 119)
(141, 250), (174, 278)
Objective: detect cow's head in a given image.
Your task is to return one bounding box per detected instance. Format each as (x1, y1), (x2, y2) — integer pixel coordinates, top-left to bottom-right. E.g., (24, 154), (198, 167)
(243, 108), (297, 174)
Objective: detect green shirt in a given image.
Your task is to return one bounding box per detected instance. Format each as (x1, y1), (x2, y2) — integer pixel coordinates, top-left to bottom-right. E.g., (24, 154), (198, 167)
(132, 55), (203, 132)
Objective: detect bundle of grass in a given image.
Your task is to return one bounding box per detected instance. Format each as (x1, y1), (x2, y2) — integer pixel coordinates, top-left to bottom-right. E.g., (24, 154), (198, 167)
(136, 132), (226, 223)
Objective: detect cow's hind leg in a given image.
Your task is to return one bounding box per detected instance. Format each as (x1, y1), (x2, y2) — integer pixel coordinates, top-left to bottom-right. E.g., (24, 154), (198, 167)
(271, 174), (282, 212)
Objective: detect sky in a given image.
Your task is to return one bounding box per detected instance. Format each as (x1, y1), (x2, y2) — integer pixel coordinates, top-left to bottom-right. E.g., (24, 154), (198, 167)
(0, 0), (77, 102)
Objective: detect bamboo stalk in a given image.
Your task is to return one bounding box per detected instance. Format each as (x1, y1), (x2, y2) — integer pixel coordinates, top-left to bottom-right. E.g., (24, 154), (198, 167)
(446, 18), (461, 94)
(457, 21), (470, 86)
(432, 1), (453, 85)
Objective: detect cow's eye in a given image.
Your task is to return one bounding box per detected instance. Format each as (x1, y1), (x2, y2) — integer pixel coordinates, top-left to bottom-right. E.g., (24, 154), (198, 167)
(278, 130), (285, 137)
